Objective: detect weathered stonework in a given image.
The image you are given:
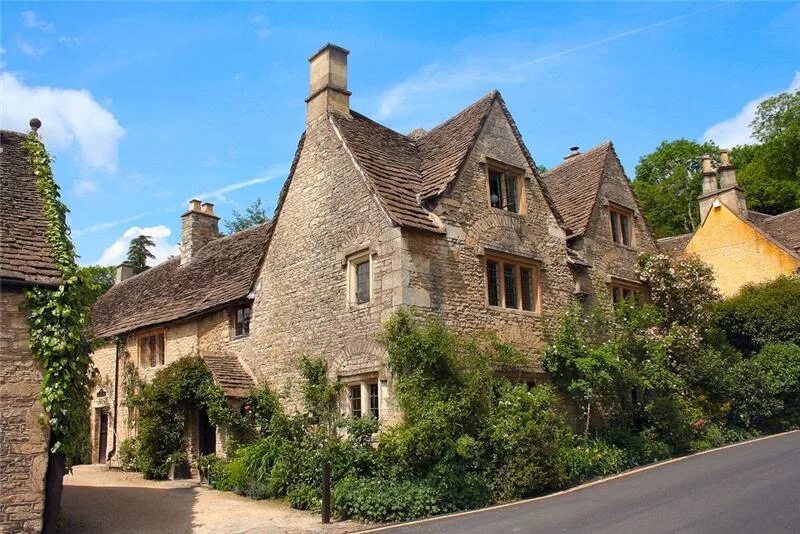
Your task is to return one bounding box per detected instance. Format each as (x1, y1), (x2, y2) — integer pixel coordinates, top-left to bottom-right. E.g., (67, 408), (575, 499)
(0, 288), (48, 533)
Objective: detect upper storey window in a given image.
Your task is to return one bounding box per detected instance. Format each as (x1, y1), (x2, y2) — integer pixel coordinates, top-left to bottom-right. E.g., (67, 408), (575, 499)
(138, 331), (165, 368)
(485, 255), (540, 313)
(348, 251), (371, 306)
(609, 207), (633, 246)
(488, 169), (522, 214)
(232, 305), (252, 338)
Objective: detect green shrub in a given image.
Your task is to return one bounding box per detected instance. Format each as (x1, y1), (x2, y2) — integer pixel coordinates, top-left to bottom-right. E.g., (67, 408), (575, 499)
(482, 384), (573, 501)
(728, 343), (800, 431)
(117, 437), (141, 472)
(559, 439), (627, 485)
(333, 476), (445, 523)
(599, 428), (671, 467)
(717, 276), (800, 354)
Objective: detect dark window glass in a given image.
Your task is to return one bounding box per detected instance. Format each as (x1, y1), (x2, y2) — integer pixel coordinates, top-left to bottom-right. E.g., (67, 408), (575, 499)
(355, 260), (370, 304)
(521, 267), (535, 311)
(504, 264), (517, 309)
(368, 383), (379, 419)
(486, 260), (500, 306)
(612, 286), (622, 304)
(489, 170), (503, 209)
(139, 338), (148, 367)
(148, 335), (157, 368)
(610, 212), (621, 243)
(350, 385), (361, 418)
(505, 174), (518, 213)
(620, 214), (631, 246)
(157, 334), (165, 365)
(234, 306), (251, 337)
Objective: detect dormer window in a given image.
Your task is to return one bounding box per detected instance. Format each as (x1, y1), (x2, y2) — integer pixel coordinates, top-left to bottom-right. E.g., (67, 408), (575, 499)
(232, 305), (252, 338)
(488, 169), (521, 214)
(609, 206), (633, 246)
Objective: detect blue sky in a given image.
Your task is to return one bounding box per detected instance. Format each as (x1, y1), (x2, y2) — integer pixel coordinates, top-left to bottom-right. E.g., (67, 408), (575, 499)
(2, 2), (798, 266)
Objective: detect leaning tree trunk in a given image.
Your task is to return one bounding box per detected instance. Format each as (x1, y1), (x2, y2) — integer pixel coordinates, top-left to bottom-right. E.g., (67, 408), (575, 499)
(584, 402), (592, 436)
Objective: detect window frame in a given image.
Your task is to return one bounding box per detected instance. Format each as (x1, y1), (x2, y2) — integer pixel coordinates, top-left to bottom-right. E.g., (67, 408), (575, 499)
(608, 205), (634, 247)
(484, 254), (541, 314)
(343, 377), (382, 421)
(231, 304), (252, 339)
(609, 279), (644, 305)
(137, 330), (165, 369)
(486, 164), (525, 215)
(347, 250), (373, 307)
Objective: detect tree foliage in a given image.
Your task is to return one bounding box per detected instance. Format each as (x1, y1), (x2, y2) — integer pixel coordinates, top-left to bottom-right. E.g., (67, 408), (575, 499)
(126, 235), (155, 272)
(224, 198), (269, 234)
(78, 265), (115, 304)
(631, 139), (718, 237)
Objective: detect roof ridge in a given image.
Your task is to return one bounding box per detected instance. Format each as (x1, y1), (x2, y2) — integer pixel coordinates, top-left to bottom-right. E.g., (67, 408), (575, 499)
(425, 90), (498, 135)
(544, 141), (612, 175)
(764, 206), (800, 220)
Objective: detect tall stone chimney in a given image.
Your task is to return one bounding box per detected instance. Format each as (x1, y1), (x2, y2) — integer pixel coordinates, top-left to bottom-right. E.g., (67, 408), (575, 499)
(306, 43), (350, 124)
(698, 151), (747, 222)
(180, 199), (219, 265)
(115, 262), (136, 284)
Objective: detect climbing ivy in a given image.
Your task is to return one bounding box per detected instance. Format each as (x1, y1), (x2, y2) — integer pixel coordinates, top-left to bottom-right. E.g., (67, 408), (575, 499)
(23, 131), (98, 464)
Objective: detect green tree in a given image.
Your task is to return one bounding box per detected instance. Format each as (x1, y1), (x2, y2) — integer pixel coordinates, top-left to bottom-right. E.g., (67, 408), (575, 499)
(78, 265), (115, 304)
(127, 235), (155, 272)
(731, 90), (800, 215)
(224, 198), (269, 234)
(631, 139), (718, 237)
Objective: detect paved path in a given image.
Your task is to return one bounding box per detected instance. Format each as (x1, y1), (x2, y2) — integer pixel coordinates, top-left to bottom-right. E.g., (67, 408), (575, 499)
(375, 431), (800, 534)
(61, 465), (360, 533)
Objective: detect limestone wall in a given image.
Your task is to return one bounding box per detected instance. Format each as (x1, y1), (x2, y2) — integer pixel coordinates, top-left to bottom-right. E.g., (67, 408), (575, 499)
(0, 288), (48, 533)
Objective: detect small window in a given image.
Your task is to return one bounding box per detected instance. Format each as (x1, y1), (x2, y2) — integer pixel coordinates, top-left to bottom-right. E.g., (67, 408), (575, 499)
(611, 283), (642, 305)
(348, 252), (372, 306)
(349, 385), (362, 418)
(485, 256), (540, 312)
(488, 169), (521, 214)
(346, 381), (380, 420)
(233, 305), (252, 338)
(610, 208), (632, 246)
(138, 332), (165, 368)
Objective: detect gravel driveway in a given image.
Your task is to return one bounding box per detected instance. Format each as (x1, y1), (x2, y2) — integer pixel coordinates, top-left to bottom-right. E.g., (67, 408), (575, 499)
(61, 465), (362, 533)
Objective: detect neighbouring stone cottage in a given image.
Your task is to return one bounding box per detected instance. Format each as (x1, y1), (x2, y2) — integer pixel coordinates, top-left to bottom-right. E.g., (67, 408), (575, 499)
(659, 150), (800, 296)
(0, 128), (62, 532)
(89, 43), (657, 464)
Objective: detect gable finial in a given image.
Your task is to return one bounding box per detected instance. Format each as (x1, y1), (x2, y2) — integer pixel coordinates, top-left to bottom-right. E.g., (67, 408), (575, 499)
(29, 118), (42, 133)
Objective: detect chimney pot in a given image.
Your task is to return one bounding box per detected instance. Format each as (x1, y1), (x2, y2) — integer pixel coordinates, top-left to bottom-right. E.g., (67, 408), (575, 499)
(564, 146), (581, 160)
(181, 199), (220, 264)
(719, 149), (731, 167)
(189, 199), (202, 212)
(201, 202), (215, 215)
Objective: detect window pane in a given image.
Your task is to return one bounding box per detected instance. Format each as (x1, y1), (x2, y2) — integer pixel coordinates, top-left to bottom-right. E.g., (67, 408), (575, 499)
(504, 264), (518, 309)
(486, 260), (500, 306)
(139, 338), (147, 366)
(610, 212), (621, 243)
(521, 267), (535, 311)
(612, 286), (621, 304)
(148, 335), (156, 367)
(368, 383), (379, 419)
(504, 174), (518, 213)
(489, 170), (503, 208)
(157, 334), (165, 366)
(355, 260), (370, 304)
(621, 214), (631, 246)
(350, 385), (362, 418)
(235, 307), (251, 337)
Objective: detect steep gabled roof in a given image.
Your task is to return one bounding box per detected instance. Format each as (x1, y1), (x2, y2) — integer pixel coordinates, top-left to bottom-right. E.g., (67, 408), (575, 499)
(0, 130), (61, 286)
(202, 354), (255, 398)
(91, 222), (272, 338)
(329, 90), (564, 233)
(658, 233), (693, 257)
(542, 142), (613, 236)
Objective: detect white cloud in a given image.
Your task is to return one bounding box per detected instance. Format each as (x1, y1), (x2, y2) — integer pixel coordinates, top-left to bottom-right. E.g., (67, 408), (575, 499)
(188, 164), (286, 203)
(73, 178), (97, 195)
(97, 225), (179, 266)
(702, 72), (800, 148)
(21, 11), (54, 32)
(1, 71), (125, 171)
(17, 39), (48, 58)
(72, 211), (152, 237)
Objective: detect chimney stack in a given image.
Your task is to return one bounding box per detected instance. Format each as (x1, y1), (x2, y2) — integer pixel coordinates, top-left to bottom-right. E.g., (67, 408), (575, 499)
(564, 146), (581, 160)
(306, 43), (351, 124)
(698, 151), (747, 222)
(700, 154), (717, 194)
(717, 149), (738, 188)
(115, 262), (136, 284)
(180, 199), (219, 265)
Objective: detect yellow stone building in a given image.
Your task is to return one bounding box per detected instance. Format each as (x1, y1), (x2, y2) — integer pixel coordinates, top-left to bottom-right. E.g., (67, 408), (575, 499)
(658, 151), (800, 297)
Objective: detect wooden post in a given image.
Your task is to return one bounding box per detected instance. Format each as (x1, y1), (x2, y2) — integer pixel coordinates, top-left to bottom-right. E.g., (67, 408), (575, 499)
(321, 461), (331, 523)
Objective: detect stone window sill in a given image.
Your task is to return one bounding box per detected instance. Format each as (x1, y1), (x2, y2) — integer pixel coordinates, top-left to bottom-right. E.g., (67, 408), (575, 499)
(487, 305), (542, 318)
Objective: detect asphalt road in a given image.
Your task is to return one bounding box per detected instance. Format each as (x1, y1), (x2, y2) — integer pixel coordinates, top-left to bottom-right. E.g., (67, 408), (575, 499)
(378, 431), (800, 534)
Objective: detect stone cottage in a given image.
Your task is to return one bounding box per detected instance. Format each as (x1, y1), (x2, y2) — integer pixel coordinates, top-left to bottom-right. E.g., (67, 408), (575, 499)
(659, 151), (800, 296)
(89, 43), (657, 463)
(0, 126), (62, 532)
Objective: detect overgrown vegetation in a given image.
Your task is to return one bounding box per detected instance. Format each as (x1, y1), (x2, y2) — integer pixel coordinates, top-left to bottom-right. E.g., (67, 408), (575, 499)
(224, 198), (270, 234)
(22, 132), (98, 465)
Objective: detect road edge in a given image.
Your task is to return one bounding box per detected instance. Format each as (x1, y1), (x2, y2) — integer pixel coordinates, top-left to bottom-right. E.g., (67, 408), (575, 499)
(356, 429), (798, 533)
